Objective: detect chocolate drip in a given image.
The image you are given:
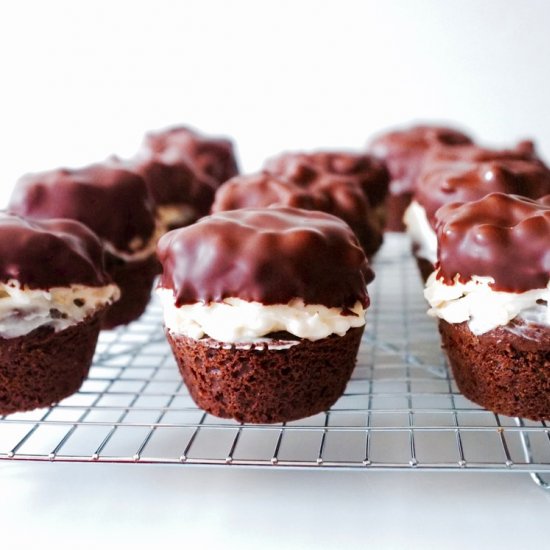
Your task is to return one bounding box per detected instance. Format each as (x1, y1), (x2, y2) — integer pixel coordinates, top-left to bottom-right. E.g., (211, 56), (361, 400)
(435, 193), (550, 292)
(157, 207), (373, 309)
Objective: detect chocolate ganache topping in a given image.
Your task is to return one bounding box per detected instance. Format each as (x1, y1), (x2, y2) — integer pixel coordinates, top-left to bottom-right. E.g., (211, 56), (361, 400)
(0, 212), (110, 289)
(423, 140), (538, 166)
(128, 151), (217, 217)
(417, 159), (550, 226)
(435, 193), (550, 292)
(9, 162), (156, 256)
(264, 151), (389, 208)
(140, 126), (239, 186)
(157, 207), (374, 308)
(369, 125), (473, 195)
(211, 172), (319, 212)
(211, 172), (383, 258)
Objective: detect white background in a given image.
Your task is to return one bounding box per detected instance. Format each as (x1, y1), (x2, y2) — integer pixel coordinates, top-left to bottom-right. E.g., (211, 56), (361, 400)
(1, 1), (550, 548)
(1, 0), (550, 204)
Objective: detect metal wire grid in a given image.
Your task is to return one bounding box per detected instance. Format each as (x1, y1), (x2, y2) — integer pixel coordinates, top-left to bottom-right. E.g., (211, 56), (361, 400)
(0, 235), (549, 487)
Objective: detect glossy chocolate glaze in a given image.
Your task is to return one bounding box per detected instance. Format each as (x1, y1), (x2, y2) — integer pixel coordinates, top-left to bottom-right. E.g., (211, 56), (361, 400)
(140, 126), (239, 185)
(435, 193), (550, 292)
(129, 151), (217, 217)
(211, 172), (383, 257)
(369, 125), (473, 195)
(264, 151), (389, 207)
(9, 162), (156, 255)
(211, 172), (318, 212)
(417, 159), (550, 226)
(157, 207), (374, 308)
(423, 140), (537, 166)
(0, 212), (110, 289)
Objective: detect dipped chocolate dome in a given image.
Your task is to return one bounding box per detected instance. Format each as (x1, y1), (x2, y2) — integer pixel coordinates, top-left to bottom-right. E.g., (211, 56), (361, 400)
(435, 193), (550, 292)
(157, 206), (374, 309)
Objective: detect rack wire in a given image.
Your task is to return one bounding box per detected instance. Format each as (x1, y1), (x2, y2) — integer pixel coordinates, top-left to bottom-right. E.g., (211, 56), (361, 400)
(0, 235), (549, 488)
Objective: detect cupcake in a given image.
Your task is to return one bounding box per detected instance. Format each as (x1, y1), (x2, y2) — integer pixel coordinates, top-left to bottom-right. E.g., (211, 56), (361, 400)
(368, 124), (473, 231)
(211, 172), (383, 258)
(424, 193), (550, 420)
(0, 213), (119, 415)
(156, 207), (373, 424)
(8, 161), (158, 329)
(264, 151), (389, 229)
(139, 125), (239, 186)
(407, 156), (550, 280)
(124, 151), (217, 233)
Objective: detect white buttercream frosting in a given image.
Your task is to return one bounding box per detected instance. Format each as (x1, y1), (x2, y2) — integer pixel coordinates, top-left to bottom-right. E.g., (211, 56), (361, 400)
(403, 200), (437, 265)
(157, 288), (366, 342)
(0, 280), (120, 338)
(424, 271), (550, 335)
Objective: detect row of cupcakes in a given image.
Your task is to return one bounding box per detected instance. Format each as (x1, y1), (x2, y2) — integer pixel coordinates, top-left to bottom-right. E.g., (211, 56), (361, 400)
(372, 126), (549, 421)
(1, 122), (548, 424)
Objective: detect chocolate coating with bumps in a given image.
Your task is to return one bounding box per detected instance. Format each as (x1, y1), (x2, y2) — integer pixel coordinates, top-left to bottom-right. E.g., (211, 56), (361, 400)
(417, 158), (550, 226)
(211, 172), (383, 258)
(157, 207), (374, 309)
(369, 125), (473, 195)
(130, 152), (216, 216)
(264, 151), (389, 208)
(423, 140), (538, 167)
(435, 193), (550, 292)
(0, 212), (110, 289)
(9, 162), (156, 255)
(140, 126), (239, 185)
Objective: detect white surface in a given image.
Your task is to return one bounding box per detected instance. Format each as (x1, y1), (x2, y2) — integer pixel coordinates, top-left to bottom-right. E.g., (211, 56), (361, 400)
(1, 463), (550, 549)
(2, 1), (550, 547)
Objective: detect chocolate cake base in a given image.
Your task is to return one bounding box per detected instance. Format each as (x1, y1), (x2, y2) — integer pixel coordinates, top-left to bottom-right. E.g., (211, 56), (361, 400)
(0, 313), (102, 415)
(102, 253), (160, 329)
(166, 326), (364, 423)
(439, 320), (550, 420)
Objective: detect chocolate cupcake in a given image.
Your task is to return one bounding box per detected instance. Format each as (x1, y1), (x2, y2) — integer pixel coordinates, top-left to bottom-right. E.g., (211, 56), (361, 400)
(424, 193), (550, 420)
(0, 213), (119, 415)
(8, 161), (158, 329)
(264, 151), (389, 228)
(211, 172), (383, 258)
(157, 207), (374, 424)
(407, 155), (550, 280)
(368, 124), (472, 231)
(140, 125), (239, 186)
(125, 151), (217, 232)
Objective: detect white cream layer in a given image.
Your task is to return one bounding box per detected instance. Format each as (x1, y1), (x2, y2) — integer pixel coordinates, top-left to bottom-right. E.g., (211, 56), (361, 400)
(157, 288), (366, 342)
(403, 201), (437, 265)
(104, 222), (165, 262)
(424, 272), (550, 335)
(156, 204), (197, 233)
(0, 280), (120, 338)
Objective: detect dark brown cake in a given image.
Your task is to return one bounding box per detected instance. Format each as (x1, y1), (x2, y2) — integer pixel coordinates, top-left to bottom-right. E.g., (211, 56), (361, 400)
(439, 320), (550, 420)
(0, 313), (102, 415)
(426, 193), (550, 419)
(0, 214), (117, 415)
(157, 207), (373, 424)
(140, 125), (239, 186)
(166, 327), (364, 424)
(369, 124), (473, 231)
(211, 172), (383, 258)
(8, 161), (158, 328)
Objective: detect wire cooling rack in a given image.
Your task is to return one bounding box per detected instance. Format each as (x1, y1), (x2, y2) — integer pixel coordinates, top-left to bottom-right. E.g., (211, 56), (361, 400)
(0, 235), (548, 488)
